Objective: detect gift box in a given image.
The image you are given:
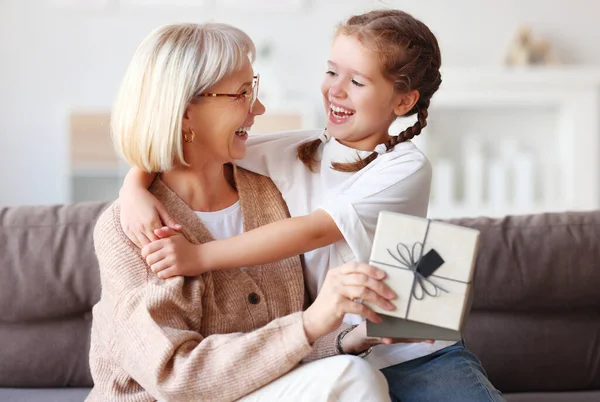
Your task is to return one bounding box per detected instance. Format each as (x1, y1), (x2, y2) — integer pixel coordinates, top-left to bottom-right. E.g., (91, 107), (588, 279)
(365, 211), (480, 341)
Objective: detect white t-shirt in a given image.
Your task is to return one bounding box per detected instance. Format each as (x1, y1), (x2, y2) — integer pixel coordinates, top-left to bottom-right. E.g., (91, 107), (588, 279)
(195, 200), (245, 270)
(238, 129), (455, 369)
(194, 200), (243, 240)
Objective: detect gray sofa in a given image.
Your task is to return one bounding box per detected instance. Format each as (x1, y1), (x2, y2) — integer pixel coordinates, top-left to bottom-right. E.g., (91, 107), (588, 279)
(1, 201), (599, 401)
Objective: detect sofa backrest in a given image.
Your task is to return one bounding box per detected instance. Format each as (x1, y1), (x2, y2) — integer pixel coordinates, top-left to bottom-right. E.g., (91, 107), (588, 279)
(451, 211), (600, 394)
(0, 201), (110, 387)
(1, 201), (599, 393)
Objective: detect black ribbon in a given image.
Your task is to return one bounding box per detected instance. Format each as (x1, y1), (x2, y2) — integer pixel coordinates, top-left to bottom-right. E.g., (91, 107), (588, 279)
(385, 219), (448, 318)
(388, 242), (447, 301)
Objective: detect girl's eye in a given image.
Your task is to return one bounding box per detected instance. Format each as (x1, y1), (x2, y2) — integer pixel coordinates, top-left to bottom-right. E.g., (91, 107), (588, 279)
(326, 70), (338, 77)
(351, 79), (365, 87)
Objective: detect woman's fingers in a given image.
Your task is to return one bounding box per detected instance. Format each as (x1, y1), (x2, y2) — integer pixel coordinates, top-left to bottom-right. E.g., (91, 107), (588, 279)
(341, 299), (382, 324)
(392, 338), (435, 344)
(318, 262), (400, 326)
(339, 262), (386, 280)
(342, 272), (396, 300)
(337, 268), (397, 312)
(340, 285), (395, 312)
(364, 336), (435, 345)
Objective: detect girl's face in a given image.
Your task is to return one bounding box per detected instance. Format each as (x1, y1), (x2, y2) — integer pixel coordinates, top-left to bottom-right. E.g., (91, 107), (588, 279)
(321, 34), (404, 151)
(183, 60), (265, 165)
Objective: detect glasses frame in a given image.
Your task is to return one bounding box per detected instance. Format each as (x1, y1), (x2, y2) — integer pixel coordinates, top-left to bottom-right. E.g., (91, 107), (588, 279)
(195, 74), (260, 112)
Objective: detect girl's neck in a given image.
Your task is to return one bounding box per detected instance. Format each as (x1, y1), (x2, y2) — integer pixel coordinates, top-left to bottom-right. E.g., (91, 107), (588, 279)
(160, 162), (238, 212)
(335, 131), (392, 151)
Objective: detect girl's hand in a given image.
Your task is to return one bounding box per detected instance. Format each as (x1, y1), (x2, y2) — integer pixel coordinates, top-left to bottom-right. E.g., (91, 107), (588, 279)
(302, 262), (397, 343)
(119, 186), (181, 248)
(340, 321), (435, 355)
(141, 227), (205, 279)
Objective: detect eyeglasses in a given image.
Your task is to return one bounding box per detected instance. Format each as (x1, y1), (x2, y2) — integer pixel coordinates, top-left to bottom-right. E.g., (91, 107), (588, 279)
(195, 74), (260, 112)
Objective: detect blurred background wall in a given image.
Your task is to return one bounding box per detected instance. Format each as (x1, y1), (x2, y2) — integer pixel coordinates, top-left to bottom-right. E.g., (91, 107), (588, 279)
(2, 0), (599, 218)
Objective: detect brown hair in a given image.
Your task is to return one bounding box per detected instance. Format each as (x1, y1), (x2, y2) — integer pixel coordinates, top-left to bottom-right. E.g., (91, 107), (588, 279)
(298, 9), (442, 172)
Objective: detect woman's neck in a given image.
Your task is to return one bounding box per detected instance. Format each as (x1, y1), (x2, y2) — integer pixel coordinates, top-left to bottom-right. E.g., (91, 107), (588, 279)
(160, 162), (238, 212)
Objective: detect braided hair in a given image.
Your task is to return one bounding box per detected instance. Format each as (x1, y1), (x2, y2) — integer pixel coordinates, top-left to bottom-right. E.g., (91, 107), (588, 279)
(298, 9), (442, 172)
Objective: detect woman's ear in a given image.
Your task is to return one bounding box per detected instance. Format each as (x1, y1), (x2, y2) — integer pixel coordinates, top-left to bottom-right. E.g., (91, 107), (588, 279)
(181, 105), (192, 132)
(394, 90), (420, 116)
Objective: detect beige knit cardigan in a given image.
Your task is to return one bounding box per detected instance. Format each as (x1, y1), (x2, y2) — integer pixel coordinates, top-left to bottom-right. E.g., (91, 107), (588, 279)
(86, 167), (343, 402)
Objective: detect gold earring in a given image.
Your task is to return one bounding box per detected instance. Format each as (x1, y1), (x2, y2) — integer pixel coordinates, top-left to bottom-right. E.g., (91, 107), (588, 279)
(183, 129), (196, 143)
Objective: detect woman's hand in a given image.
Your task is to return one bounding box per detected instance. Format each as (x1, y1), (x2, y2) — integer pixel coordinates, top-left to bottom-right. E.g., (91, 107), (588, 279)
(141, 227), (207, 278)
(119, 186), (181, 248)
(340, 321), (435, 355)
(302, 262), (397, 343)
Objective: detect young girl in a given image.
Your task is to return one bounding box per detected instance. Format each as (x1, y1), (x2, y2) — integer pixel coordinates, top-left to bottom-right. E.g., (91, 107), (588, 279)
(120, 9), (503, 401)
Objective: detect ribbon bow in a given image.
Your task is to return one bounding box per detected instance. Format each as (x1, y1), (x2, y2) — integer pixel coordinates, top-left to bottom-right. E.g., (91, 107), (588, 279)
(387, 242), (448, 300)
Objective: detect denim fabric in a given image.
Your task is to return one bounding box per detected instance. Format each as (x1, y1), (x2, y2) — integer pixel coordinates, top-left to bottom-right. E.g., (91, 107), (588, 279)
(381, 342), (505, 402)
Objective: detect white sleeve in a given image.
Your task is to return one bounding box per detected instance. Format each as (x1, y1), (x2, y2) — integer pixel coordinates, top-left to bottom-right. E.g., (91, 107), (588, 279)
(318, 152), (432, 263)
(236, 129), (322, 179)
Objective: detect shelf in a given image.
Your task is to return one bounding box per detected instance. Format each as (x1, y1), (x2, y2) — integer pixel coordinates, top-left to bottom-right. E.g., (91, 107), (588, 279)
(422, 66), (600, 218)
(428, 203), (569, 220)
(439, 66), (600, 89)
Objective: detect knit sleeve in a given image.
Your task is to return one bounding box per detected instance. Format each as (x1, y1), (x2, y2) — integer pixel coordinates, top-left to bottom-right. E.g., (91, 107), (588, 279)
(301, 323), (351, 363)
(93, 205), (313, 401)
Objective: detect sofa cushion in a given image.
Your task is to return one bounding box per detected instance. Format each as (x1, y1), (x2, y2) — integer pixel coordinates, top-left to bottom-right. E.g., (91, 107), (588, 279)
(0, 202), (109, 323)
(0, 388), (91, 402)
(0, 201), (109, 387)
(505, 390), (600, 402)
(448, 211), (600, 311)
(452, 211), (600, 394)
(465, 310), (600, 393)
(0, 316), (94, 387)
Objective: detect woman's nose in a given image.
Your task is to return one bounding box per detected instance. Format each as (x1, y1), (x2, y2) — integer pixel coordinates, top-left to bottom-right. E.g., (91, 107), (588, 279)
(251, 98), (266, 116)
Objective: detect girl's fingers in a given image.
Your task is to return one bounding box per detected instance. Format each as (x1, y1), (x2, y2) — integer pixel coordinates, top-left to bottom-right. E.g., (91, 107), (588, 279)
(154, 227), (178, 238)
(145, 250), (167, 267)
(157, 267), (179, 279)
(149, 258), (172, 274)
(141, 240), (165, 258)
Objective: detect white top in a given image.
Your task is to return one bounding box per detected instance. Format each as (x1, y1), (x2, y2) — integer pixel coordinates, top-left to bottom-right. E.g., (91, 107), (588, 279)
(195, 201), (245, 271)
(238, 129), (456, 369)
(194, 200), (243, 240)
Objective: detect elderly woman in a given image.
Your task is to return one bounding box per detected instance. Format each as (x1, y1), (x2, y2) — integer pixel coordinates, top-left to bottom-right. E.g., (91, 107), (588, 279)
(87, 22), (396, 401)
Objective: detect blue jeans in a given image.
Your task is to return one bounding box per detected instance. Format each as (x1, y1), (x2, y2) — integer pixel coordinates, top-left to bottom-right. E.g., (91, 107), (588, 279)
(380, 342), (505, 402)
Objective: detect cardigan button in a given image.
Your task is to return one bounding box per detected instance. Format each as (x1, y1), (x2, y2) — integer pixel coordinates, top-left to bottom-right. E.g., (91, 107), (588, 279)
(248, 292), (261, 305)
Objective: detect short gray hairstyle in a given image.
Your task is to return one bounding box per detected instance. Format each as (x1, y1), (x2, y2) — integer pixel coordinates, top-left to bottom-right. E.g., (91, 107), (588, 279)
(111, 22), (256, 172)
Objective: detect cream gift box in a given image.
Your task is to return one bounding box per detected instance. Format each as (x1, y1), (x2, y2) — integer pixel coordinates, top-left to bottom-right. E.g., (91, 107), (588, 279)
(365, 211), (480, 341)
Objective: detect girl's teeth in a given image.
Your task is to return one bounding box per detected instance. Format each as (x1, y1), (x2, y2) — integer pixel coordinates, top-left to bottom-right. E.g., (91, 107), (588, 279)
(330, 105), (354, 119)
(330, 105), (354, 114)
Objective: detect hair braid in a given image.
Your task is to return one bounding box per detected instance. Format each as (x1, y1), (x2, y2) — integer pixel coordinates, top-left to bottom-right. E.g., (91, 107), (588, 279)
(296, 9), (441, 173)
(296, 138), (323, 172)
